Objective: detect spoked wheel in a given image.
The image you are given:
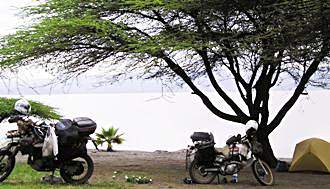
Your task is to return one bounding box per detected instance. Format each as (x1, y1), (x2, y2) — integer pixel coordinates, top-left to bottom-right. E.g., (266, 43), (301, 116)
(0, 150), (15, 182)
(60, 154), (94, 184)
(189, 159), (216, 184)
(252, 159), (274, 186)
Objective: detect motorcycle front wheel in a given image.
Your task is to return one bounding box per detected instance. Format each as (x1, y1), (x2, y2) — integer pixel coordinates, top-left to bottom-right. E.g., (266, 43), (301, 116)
(252, 159), (274, 186)
(189, 159), (216, 184)
(0, 150), (15, 182)
(60, 154), (94, 184)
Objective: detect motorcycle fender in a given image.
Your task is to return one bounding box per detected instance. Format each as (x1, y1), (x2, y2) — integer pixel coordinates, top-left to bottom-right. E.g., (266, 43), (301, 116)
(0, 149), (13, 157)
(246, 157), (255, 168)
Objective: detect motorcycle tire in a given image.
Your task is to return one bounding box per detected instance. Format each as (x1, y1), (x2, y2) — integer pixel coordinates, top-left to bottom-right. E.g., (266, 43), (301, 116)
(60, 154), (94, 184)
(252, 159), (274, 186)
(0, 150), (15, 182)
(189, 159), (216, 184)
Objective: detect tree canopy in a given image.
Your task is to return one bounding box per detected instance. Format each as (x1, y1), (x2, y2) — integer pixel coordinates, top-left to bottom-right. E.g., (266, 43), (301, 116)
(0, 0), (329, 166)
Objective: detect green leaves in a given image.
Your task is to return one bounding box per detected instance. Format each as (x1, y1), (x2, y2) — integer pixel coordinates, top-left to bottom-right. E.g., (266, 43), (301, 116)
(125, 175), (153, 184)
(0, 98), (61, 120)
(95, 127), (125, 151)
(0, 0), (210, 69)
(0, 0), (328, 85)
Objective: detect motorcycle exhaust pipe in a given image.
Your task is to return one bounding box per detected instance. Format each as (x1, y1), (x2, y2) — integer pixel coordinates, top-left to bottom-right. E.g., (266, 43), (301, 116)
(204, 168), (220, 172)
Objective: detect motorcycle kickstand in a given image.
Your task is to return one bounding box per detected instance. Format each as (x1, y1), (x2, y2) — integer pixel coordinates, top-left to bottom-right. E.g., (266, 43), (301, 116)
(217, 174), (220, 184)
(50, 170), (55, 185)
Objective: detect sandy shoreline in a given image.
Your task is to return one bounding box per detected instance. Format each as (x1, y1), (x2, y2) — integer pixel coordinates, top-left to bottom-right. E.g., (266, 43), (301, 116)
(13, 150), (330, 188)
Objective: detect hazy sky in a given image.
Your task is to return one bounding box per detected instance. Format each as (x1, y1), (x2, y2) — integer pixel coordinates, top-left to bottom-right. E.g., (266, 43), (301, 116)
(0, 0), (32, 36)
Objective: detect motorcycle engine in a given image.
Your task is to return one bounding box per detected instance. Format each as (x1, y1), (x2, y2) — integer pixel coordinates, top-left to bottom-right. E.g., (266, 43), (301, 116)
(30, 158), (53, 171)
(224, 163), (239, 175)
(215, 155), (225, 164)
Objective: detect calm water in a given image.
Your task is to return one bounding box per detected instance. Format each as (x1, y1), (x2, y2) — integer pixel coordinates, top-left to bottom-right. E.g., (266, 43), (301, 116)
(2, 91), (330, 158)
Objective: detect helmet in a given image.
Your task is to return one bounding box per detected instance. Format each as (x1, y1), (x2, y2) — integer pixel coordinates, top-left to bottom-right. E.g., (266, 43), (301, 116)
(14, 99), (31, 115)
(245, 120), (259, 131)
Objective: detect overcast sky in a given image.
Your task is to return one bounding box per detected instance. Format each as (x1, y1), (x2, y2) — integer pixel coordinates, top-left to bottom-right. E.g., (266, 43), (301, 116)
(0, 0), (64, 94)
(0, 0), (32, 36)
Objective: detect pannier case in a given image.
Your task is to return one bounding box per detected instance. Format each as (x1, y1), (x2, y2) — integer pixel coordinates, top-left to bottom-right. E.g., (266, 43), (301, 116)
(55, 119), (79, 145)
(73, 117), (97, 136)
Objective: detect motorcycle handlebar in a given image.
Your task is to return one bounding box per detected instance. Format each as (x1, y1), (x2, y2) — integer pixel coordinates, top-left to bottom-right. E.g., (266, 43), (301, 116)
(8, 116), (24, 123)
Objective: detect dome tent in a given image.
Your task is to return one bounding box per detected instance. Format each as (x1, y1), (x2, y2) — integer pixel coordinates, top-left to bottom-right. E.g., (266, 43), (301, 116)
(289, 138), (330, 173)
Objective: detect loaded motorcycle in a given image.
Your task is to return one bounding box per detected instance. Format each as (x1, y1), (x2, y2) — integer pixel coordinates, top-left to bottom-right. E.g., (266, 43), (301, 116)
(186, 126), (274, 186)
(0, 116), (97, 184)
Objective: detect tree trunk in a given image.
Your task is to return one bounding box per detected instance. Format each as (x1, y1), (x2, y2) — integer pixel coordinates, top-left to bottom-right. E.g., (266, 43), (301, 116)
(257, 132), (278, 168)
(107, 145), (114, 152)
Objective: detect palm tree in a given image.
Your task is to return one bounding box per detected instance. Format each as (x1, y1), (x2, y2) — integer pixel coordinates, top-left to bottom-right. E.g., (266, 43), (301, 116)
(95, 127), (124, 152)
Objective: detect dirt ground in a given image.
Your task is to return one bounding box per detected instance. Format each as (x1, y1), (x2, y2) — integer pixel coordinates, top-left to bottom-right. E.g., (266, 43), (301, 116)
(88, 150), (330, 189)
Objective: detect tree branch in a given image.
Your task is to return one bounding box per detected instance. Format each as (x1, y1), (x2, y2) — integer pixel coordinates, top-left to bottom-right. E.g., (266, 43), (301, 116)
(251, 64), (269, 120)
(158, 52), (248, 124)
(197, 49), (249, 119)
(270, 63), (281, 87)
(266, 42), (329, 134)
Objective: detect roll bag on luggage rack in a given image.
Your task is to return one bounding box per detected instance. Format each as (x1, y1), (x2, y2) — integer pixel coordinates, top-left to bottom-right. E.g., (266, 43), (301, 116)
(190, 132), (216, 166)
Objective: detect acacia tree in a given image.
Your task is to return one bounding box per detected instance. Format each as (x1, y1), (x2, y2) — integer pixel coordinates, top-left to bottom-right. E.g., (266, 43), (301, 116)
(0, 0), (329, 166)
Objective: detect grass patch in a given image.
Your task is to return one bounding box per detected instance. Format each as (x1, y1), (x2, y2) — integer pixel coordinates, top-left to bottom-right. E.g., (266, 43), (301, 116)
(0, 164), (125, 189)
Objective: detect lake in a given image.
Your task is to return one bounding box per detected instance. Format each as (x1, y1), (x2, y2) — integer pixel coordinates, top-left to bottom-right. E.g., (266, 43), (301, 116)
(1, 91), (330, 158)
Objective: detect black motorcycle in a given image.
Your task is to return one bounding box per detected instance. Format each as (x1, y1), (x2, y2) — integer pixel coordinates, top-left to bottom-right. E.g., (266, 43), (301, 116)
(0, 116), (97, 184)
(186, 128), (274, 186)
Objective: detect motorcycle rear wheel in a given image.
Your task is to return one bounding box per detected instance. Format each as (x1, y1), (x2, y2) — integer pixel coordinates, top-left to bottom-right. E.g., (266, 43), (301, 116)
(252, 159), (274, 186)
(189, 159), (216, 184)
(60, 154), (94, 184)
(0, 150), (15, 182)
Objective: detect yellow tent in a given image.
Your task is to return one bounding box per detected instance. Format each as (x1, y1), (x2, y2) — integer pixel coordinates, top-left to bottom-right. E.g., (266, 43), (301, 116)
(289, 138), (330, 173)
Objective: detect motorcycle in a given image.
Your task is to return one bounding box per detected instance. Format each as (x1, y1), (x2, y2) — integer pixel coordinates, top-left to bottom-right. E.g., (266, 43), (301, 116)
(0, 116), (98, 184)
(186, 127), (274, 186)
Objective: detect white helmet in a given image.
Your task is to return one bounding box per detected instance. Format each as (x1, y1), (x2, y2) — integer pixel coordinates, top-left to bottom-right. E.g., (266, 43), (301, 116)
(245, 120), (259, 131)
(14, 99), (31, 115)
